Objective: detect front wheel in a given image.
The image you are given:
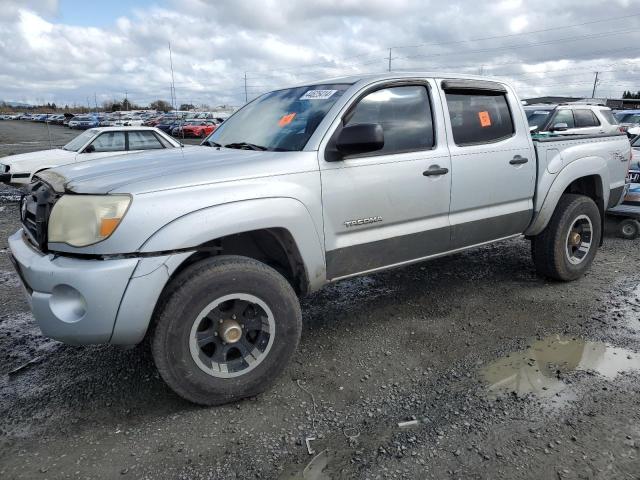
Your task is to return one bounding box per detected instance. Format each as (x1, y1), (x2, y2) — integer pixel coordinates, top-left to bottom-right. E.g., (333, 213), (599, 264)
(151, 255), (302, 405)
(531, 194), (601, 281)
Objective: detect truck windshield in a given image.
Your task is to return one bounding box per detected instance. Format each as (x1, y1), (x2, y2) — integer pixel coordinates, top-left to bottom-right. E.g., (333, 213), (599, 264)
(63, 129), (98, 151)
(206, 84), (350, 151)
(526, 109), (553, 129)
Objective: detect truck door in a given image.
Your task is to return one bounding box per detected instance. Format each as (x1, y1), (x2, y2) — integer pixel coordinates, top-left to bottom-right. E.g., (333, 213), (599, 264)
(319, 80), (452, 279)
(439, 79), (536, 249)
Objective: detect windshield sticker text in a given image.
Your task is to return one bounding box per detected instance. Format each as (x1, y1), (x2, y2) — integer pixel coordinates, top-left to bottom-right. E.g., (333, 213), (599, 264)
(300, 90), (337, 100)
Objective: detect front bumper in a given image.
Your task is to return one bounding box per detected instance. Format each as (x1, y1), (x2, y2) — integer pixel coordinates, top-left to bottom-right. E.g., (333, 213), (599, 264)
(8, 229), (181, 345)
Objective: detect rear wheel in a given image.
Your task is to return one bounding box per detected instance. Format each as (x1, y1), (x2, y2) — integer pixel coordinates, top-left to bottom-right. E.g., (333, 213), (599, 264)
(151, 255), (301, 405)
(531, 194), (601, 281)
(617, 218), (640, 240)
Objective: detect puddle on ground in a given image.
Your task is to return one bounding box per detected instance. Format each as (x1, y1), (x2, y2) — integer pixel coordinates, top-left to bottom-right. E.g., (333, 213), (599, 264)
(481, 335), (640, 400)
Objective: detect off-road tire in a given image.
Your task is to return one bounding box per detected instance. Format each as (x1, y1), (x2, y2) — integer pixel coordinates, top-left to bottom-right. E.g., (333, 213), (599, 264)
(531, 194), (601, 281)
(151, 255), (302, 405)
(617, 218), (640, 240)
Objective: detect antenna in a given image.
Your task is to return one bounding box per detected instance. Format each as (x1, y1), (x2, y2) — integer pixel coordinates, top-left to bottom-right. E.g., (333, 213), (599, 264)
(169, 42), (176, 110)
(244, 72), (248, 103)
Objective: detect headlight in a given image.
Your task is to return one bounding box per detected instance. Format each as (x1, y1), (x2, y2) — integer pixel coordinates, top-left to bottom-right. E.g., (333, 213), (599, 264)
(48, 195), (131, 247)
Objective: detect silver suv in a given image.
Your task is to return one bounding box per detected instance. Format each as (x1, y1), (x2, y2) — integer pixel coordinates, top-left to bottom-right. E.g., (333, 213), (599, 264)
(525, 104), (620, 135)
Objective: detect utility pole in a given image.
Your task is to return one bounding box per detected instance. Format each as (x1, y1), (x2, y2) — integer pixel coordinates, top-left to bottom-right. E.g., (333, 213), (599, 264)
(591, 71), (600, 98)
(244, 72), (248, 103)
(86, 97), (90, 111)
(94, 92), (98, 110)
(125, 91), (128, 111)
(388, 48), (392, 72)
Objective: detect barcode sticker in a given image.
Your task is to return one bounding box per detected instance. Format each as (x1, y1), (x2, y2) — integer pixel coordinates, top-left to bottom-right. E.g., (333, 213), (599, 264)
(300, 90), (337, 100)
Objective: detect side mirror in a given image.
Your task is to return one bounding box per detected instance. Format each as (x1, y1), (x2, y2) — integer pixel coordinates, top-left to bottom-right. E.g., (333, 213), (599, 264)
(552, 122), (569, 132)
(335, 123), (384, 157)
(84, 144), (95, 153)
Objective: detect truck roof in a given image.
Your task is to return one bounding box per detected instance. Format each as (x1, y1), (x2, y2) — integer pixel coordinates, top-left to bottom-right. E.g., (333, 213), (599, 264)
(292, 71), (516, 89)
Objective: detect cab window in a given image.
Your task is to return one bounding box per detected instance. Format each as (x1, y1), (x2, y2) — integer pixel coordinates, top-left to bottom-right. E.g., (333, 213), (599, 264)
(445, 91), (514, 145)
(90, 132), (125, 152)
(344, 85), (434, 154)
(128, 130), (164, 150)
(574, 110), (600, 128)
(552, 110), (575, 129)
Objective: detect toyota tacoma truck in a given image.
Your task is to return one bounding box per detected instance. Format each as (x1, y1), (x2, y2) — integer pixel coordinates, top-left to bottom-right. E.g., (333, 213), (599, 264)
(8, 73), (631, 405)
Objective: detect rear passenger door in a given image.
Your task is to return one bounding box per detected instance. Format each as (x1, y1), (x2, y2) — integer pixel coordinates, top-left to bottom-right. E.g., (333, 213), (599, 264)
(320, 81), (452, 279)
(439, 79), (536, 249)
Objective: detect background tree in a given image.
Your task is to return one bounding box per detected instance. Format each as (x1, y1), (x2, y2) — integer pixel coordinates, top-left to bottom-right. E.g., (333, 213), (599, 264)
(150, 100), (172, 112)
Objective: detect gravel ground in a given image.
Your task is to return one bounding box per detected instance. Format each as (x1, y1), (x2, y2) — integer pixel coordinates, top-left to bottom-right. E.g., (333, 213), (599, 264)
(0, 121), (639, 479)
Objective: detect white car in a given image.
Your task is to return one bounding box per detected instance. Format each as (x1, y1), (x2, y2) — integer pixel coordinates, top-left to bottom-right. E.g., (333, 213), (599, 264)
(525, 104), (620, 136)
(0, 126), (181, 186)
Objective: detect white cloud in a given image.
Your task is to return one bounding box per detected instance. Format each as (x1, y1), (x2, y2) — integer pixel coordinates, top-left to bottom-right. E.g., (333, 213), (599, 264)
(0, 0), (639, 107)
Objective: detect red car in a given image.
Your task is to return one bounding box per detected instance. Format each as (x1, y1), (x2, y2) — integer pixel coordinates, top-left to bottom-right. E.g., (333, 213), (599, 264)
(182, 120), (217, 138)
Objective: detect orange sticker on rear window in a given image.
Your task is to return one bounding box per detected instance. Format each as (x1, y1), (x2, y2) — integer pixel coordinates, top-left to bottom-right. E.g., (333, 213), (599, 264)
(278, 113), (296, 127)
(478, 111), (492, 127)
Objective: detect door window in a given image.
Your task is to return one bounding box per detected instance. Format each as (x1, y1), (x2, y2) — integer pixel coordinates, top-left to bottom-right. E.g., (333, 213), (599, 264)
(90, 132), (125, 152)
(128, 130), (165, 150)
(445, 91), (514, 145)
(344, 85), (434, 154)
(551, 110), (575, 129)
(574, 110), (600, 128)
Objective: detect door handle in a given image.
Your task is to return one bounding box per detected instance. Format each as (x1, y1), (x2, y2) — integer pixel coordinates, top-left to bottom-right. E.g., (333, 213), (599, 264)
(509, 155), (528, 165)
(423, 165), (449, 176)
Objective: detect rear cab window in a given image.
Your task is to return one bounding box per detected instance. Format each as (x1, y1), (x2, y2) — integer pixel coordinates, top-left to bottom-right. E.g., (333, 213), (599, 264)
(574, 110), (600, 128)
(443, 80), (514, 146)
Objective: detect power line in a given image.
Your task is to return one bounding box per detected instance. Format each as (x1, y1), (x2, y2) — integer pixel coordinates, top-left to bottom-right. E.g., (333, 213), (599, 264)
(389, 12), (640, 51)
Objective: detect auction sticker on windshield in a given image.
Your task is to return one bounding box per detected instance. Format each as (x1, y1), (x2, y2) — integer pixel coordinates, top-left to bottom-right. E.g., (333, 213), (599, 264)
(300, 90), (337, 100)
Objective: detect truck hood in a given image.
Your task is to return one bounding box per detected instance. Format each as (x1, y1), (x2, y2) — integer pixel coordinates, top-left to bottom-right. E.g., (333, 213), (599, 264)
(1, 148), (76, 171)
(41, 146), (316, 194)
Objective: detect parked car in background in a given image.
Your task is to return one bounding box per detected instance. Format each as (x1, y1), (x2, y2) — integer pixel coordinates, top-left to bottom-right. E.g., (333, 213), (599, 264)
(0, 126), (180, 186)
(156, 118), (183, 134)
(180, 120), (218, 138)
(616, 113), (640, 137)
(68, 115), (100, 129)
(525, 104), (620, 135)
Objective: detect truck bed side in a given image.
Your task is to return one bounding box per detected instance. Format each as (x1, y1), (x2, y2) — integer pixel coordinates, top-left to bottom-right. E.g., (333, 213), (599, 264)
(526, 133), (630, 236)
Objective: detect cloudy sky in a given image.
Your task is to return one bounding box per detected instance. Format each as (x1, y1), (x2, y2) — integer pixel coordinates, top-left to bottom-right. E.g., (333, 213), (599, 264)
(1, 0), (640, 108)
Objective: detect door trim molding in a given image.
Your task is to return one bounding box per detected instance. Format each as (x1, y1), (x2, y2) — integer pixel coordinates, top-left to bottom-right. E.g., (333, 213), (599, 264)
(327, 232), (522, 282)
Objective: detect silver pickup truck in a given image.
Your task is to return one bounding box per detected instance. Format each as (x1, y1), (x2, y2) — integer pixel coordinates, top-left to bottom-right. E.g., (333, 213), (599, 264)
(8, 73), (630, 405)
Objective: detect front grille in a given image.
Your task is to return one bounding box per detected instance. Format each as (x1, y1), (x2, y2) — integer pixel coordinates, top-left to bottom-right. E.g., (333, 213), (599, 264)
(21, 179), (58, 252)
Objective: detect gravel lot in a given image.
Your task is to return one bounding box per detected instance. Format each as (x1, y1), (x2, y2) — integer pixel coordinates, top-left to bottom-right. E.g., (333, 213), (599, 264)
(0, 121), (639, 479)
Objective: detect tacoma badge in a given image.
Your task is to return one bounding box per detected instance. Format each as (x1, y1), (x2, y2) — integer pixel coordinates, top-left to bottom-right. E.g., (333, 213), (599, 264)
(344, 216), (383, 228)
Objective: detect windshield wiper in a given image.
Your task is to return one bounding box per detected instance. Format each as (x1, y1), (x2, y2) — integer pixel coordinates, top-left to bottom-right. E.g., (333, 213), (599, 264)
(202, 140), (222, 147)
(224, 142), (268, 151)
